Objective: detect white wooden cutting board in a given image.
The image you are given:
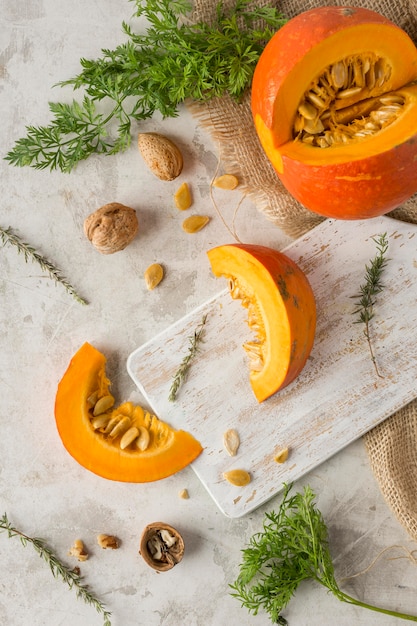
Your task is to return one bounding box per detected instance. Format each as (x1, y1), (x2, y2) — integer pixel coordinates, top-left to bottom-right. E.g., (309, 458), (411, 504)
(127, 216), (417, 517)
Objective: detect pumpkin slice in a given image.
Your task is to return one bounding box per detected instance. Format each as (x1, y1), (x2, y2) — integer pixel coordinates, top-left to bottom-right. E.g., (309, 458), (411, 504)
(252, 7), (417, 219)
(55, 342), (203, 482)
(207, 244), (316, 402)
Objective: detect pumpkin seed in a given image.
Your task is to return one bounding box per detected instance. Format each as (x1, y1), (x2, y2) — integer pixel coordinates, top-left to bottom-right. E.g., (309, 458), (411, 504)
(174, 182), (192, 210)
(223, 469), (251, 486)
(93, 394), (115, 416)
(212, 174), (239, 190)
(144, 263), (164, 290)
(91, 414), (112, 430)
(108, 415), (131, 439)
(274, 447), (289, 464)
(298, 101), (318, 120)
(120, 426), (140, 450)
(223, 429), (240, 457)
(182, 215), (210, 234)
(331, 61), (347, 89)
(136, 425), (150, 451)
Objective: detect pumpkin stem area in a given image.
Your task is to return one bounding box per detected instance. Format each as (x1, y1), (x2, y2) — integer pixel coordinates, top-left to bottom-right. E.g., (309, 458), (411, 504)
(294, 54), (407, 148)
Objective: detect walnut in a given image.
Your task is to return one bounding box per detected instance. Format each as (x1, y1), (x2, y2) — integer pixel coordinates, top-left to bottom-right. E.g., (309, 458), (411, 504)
(84, 202), (139, 254)
(139, 522), (184, 572)
(68, 539), (88, 561)
(97, 534), (120, 549)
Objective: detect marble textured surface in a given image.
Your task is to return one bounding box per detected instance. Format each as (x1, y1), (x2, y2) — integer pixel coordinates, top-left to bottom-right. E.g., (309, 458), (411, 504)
(1, 2), (417, 625)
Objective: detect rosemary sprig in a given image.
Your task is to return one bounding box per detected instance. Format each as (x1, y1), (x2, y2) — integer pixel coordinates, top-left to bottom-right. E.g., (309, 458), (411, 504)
(352, 233), (389, 378)
(0, 513), (111, 625)
(169, 313), (208, 401)
(0, 225), (88, 305)
(6, 0), (287, 172)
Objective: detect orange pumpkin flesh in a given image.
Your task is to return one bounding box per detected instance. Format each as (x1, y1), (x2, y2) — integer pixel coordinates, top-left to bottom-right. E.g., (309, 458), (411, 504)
(55, 342), (203, 482)
(207, 244), (316, 402)
(252, 7), (417, 219)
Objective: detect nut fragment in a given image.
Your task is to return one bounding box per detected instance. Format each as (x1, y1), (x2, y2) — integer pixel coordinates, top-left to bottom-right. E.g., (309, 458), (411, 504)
(223, 429), (240, 456)
(97, 534), (119, 550)
(138, 132), (183, 181)
(68, 539), (88, 561)
(84, 203), (139, 255)
(178, 488), (189, 499)
(212, 174), (239, 190)
(139, 522), (185, 572)
(174, 182), (192, 210)
(182, 215), (210, 234)
(274, 447), (290, 464)
(144, 263), (164, 290)
(223, 469), (251, 486)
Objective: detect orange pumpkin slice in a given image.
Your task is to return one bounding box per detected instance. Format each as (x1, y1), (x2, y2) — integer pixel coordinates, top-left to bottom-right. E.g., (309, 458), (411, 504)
(207, 244), (316, 402)
(55, 342), (203, 482)
(252, 7), (417, 219)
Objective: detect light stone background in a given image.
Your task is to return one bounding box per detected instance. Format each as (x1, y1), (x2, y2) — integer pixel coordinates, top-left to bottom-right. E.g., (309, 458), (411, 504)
(1, 1), (416, 625)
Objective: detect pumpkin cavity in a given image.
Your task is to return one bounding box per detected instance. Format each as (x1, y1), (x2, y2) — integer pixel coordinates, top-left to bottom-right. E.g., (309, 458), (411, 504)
(293, 53), (408, 148)
(228, 277), (266, 374)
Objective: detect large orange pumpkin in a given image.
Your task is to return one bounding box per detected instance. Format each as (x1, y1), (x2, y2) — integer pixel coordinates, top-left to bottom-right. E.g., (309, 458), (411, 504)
(55, 342), (203, 482)
(251, 7), (417, 219)
(207, 244), (316, 402)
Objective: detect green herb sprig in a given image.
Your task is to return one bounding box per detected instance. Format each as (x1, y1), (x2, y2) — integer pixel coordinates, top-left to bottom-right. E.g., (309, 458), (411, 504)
(0, 513), (111, 626)
(352, 232), (389, 377)
(169, 313), (208, 401)
(0, 225), (88, 305)
(5, 0), (287, 173)
(230, 483), (417, 624)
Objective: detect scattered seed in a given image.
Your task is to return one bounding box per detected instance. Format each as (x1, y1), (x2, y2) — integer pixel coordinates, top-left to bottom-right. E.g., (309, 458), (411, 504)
(274, 447), (290, 464)
(182, 215), (210, 234)
(174, 182), (192, 210)
(223, 469), (251, 486)
(212, 174), (239, 190)
(223, 429), (240, 456)
(179, 489), (189, 499)
(144, 263), (164, 290)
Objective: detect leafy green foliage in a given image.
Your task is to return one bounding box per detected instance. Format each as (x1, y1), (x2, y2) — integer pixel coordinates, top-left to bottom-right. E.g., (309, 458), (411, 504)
(6, 0), (287, 172)
(230, 483), (417, 624)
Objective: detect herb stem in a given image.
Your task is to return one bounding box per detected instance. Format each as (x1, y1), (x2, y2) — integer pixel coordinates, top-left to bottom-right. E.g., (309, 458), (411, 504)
(169, 313), (208, 401)
(0, 225), (88, 305)
(0, 513), (111, 625)
(352, 233), (389, 378)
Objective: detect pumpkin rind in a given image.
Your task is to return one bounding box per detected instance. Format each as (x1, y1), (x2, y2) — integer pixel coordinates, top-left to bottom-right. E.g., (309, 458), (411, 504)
(207, 244), (316, 402)
(251, 7), (417, 219)
(54, 342), (203, 482)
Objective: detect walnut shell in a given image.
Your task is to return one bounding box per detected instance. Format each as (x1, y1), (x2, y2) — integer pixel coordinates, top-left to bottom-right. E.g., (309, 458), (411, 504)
(138, 132), (183, 181)
(84, 203), (138, 254)
(139, 522), (184, 572)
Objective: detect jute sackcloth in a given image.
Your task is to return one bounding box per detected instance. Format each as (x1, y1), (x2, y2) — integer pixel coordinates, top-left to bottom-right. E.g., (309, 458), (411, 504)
(188, 0), (417, 541)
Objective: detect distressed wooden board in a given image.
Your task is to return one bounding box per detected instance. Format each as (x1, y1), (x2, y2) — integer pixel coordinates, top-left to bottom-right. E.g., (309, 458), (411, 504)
(127, 216), (417, 517)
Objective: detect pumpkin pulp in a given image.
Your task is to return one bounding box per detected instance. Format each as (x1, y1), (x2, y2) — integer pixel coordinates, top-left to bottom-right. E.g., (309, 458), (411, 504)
(252, 7), (417, 219)
(207, 244), (316, 402)
(54, 342), (203, 482)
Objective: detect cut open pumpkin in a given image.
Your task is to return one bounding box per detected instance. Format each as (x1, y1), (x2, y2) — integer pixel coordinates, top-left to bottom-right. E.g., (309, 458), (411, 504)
(251, 7), (417, 219)
(207, 244), (316, 402)
(54, 342), (203, 482)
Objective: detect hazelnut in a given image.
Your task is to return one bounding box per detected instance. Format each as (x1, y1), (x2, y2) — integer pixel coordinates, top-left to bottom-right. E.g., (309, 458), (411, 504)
(139, 522), (184, 572)
(84, 202), (138, 254)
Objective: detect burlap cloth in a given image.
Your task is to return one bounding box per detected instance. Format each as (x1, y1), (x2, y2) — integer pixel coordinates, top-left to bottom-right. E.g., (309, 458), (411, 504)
(188, 0), (417, 541)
